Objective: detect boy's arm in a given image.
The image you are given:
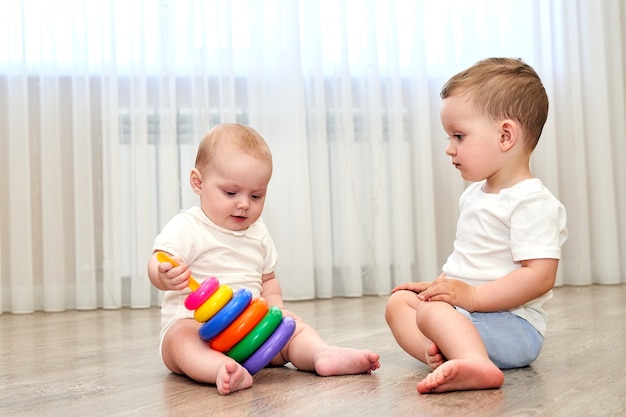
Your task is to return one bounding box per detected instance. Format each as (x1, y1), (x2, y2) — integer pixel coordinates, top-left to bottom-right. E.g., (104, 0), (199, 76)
(260, 271), (285, 308)
(418, 258), (558, 312)
(473, 258), (558, 311)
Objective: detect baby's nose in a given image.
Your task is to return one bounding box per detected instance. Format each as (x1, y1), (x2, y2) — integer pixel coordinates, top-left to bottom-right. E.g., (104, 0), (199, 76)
(237, 197), (250, 209)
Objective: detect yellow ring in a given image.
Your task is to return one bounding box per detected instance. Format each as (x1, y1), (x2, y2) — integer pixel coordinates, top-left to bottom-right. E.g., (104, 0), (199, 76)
(194, 285), (233, 323)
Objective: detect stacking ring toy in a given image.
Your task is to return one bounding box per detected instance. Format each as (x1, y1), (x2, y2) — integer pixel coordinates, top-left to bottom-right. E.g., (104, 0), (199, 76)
(210, 298), (269, 352)
(193, 285), (233, 323)
(242, 316), (297, 375)
(155, 252), (296, 375)
(185, 277), (219, 310)
(199, 289), (253, 341)
(226, 306), (284, 362)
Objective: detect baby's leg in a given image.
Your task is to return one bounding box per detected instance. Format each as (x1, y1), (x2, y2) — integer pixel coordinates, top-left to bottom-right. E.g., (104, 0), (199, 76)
(162, 319), (253, 395)
(385, 290), (436, 365)
(414, 301), (503, 393)
(216, 361), (253, 395)
(274, 313), (380, 376)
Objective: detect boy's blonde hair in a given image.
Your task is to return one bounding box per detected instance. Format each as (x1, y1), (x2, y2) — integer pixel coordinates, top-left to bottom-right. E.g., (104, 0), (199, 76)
(195, 123), (273, 174)
(440, 57), (549, 152)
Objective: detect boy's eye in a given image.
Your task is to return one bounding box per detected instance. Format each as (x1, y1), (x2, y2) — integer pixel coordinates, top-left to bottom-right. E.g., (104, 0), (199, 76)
(225, 191), (236, 196)
(251, 194), (262, 200)
(452, 134), (464, 141)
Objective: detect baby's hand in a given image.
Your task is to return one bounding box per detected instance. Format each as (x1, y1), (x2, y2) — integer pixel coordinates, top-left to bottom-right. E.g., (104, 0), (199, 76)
(157, 255), (192, 291)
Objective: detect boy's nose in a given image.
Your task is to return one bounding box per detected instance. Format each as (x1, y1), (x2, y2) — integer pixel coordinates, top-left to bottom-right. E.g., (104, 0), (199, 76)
(445, 142), (455, 156)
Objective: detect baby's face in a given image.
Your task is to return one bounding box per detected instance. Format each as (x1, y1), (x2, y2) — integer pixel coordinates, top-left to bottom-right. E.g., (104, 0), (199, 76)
(197, 144), (272, 231)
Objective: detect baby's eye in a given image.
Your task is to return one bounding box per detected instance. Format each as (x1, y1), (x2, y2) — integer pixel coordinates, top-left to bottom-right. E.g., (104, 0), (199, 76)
(224, 191), (236, 196)
(251, 194), (263, 200)
(452, 134), (464, 141)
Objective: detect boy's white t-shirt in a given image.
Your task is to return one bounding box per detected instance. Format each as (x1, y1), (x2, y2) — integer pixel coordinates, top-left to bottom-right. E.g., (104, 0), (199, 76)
(153, 206), (278, 345)
(442, 178), (567, 335)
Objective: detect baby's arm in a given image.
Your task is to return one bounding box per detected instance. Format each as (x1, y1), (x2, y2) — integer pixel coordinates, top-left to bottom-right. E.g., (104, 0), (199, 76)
(260, 271), (285, 308)
(147, 251), (192, 291)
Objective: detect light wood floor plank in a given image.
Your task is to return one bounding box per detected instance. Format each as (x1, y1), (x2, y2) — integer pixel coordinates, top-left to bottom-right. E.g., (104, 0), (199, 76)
(1, 285), (625, 417)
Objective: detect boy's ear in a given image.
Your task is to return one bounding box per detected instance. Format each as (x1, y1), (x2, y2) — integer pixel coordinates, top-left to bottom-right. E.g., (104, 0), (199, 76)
(499, 120), (518, 152)
(190, 168), (203, 194)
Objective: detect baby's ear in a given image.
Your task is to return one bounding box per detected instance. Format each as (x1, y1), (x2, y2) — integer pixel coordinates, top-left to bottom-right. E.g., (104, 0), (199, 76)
(189, 168), (203, 193)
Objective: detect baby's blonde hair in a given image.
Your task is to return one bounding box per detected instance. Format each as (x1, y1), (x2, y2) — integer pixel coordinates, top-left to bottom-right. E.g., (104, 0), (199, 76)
(440, 57), (549, 152)
(195, 123), (273, 174)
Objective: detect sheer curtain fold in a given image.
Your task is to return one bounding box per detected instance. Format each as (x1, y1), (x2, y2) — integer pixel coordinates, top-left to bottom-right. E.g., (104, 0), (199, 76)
(6, 75), (34, 314)
(1, 0), (624, 314)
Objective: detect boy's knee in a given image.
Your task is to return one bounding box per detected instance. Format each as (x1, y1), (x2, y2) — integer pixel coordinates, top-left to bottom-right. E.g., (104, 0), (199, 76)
(384, 293), (398, 324)
(384, 290), (415, 323)
(414, 300), (454, 326)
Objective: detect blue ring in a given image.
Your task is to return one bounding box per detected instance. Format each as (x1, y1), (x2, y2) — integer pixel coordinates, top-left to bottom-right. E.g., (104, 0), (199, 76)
(199, 288), (252, 341)
(242, 316), (296, 375)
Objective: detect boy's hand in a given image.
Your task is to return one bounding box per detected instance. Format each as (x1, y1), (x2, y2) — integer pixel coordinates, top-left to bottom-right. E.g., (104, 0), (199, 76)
(391, 272), (446, 294)
(391, 281), (433, 294)
(417, 277), (477, 312)
(156, 255), (192, 291)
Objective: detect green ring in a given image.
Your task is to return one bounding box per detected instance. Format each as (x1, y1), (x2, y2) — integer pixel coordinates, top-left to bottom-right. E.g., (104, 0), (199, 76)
(227, 306), (283, 362)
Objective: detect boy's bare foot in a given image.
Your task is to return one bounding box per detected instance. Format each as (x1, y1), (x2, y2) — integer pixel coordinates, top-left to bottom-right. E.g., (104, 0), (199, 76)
(417, 358), (504, 394)
(314, 347), (381, 376)
(425, 342), (446, 370)
(216, 360), (254, 395)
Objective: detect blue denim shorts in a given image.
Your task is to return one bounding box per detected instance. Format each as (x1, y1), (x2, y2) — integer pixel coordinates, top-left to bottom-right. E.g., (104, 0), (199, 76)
(454, 307), (544, 369)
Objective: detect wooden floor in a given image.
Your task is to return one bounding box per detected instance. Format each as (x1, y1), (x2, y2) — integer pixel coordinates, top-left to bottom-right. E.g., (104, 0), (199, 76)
(1, 285), (625, 417)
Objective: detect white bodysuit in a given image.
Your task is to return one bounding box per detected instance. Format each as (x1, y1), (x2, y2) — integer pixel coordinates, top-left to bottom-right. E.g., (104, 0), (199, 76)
(152, 206), (278, 350)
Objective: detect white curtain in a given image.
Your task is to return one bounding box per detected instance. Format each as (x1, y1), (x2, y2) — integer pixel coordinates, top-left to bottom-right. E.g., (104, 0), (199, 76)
(1, 0), (624, 313)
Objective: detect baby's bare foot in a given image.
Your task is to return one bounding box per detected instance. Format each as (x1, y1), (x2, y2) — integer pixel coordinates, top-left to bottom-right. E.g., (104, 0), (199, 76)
(417, 358), (504, 394)
(425, 342), (446, 370)
(314, 347), (380, 376)
(216, 360), (253, 395)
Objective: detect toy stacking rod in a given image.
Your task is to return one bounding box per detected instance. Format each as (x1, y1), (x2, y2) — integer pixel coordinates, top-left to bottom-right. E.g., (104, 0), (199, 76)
(155, 252), (224, 320)
(154, 251), (296, 375)
(155, 251), (200, 291)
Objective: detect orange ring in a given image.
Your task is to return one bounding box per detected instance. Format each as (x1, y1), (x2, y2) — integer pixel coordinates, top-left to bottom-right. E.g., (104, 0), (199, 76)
(193, 285), (233, 323)
(210, 298), (269, 352)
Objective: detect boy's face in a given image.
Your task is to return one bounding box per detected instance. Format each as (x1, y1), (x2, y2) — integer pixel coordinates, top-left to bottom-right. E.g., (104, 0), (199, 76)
(440, 94), (507, 184)
(192, 143), (272, 231)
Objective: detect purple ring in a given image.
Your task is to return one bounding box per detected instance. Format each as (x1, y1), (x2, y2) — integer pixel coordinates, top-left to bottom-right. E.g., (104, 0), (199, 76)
(198, 289), (252, 341)
(242, 316), (296, 375)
